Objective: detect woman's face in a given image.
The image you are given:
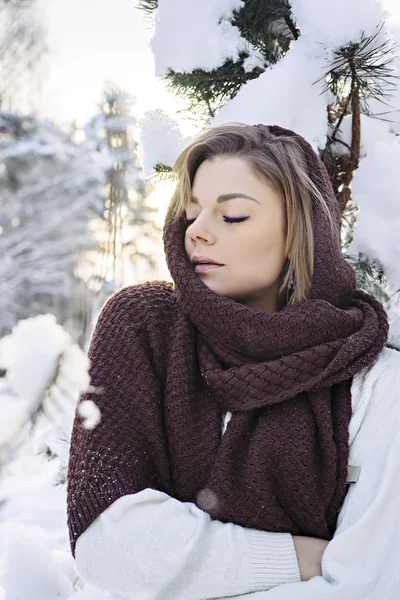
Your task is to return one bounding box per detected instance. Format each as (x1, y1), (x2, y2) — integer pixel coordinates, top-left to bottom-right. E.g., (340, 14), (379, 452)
(184, 155), (287, 312)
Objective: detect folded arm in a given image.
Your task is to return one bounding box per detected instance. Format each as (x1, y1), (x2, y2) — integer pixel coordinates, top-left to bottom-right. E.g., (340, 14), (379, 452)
(75, 488), (300, 600)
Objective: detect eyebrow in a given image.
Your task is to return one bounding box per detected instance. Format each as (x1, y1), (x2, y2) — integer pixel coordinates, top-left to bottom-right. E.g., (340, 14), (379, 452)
(190, 193), (261, 205)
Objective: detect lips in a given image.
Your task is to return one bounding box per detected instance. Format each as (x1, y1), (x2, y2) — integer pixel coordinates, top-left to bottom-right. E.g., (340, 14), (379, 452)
(194, 263), (223, 273)
(191, 255), (223, 266)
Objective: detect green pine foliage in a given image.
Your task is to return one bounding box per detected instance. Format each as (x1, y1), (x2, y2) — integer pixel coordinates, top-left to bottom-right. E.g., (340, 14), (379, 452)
(138, 0), (298, 120)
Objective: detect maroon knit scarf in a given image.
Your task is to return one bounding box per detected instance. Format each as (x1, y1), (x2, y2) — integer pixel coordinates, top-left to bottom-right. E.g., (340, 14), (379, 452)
(162, 125), (388, 539)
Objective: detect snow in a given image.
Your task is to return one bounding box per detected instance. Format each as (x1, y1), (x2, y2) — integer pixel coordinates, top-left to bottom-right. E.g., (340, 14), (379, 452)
(136, 108), (192, 176)
(348, 137), (400, 292)
(290, 0), (387, 47)
(213, 0), (392, 147)
(0, 315), (74, 409)
(388, 309), (400, 348)
(0, 450), (114, 599)
(0, 460), (76, 599)
(140, 0), (398, 158)
(78, 400), (101, 430)
(0, 316), (111, 599)
(212, 38), (330, 151)
(152, 0), (246, 76)
(242, 48), (267, 73)
(330, 113), (394, 157)
(382, 3), (400, 135)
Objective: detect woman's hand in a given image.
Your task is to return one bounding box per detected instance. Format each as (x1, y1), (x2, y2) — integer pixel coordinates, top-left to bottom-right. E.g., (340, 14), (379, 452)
(292, 535), (329, 581)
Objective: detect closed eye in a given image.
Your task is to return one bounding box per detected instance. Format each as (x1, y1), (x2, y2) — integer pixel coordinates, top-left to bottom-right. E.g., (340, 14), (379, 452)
(185, 216), (250, 227)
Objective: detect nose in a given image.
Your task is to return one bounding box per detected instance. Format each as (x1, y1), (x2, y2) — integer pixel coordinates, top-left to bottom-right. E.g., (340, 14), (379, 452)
(186, 214), (216, 245)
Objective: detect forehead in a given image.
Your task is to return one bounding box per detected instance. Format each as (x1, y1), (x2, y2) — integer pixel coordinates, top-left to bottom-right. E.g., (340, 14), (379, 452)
(189, 156), (276, 207)
(190, 192), (261, 205)
(191, 156), (261, 197)
(192, 156), (254, 189)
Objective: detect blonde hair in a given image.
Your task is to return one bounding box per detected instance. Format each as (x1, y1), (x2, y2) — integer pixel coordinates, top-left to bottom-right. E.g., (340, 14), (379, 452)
(168, 123), (335, 307)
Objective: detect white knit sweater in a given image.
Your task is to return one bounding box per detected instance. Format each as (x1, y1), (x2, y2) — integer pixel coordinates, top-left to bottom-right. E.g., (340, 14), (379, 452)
(74, 347), (400, 600)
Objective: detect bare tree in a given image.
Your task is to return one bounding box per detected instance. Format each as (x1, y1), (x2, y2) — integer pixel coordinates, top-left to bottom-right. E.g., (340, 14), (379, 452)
(0, 112), (103, 342)
(0, 0), (47, 113)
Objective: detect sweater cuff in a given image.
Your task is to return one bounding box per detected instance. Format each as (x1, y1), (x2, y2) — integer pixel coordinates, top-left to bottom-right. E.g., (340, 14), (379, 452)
(245, 529), (301, 591)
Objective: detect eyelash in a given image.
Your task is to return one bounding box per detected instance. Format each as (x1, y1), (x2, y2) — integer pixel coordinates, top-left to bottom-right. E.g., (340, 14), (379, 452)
(185, 216), (249, 227)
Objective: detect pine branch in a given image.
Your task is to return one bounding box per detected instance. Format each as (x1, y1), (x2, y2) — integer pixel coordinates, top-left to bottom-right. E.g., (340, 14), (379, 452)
(345, 252), (393, 303)
(335, 80), (360, 212)
(164, 55), (264, 120)
(232, 0), (298, 61)
(318, 24), (399, 213)
(147, 163), (174, 186)
(318, 24), (399, 104)
(152, 1), (297, 120)
(136, 0), (158, 14)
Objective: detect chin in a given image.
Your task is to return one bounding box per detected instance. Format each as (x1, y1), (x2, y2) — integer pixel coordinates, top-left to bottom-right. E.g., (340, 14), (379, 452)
(198, 278), (228, 297)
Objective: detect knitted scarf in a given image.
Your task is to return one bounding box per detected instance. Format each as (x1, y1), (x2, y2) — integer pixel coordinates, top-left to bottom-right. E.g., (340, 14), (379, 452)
(162, 124), (388, 538)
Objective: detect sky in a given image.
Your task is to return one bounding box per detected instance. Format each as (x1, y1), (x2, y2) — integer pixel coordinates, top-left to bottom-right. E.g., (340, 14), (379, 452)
(40, 0), (187, 129)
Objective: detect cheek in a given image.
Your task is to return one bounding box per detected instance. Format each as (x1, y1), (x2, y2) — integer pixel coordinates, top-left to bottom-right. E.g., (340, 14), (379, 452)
(243, 226), (286, 270)
(250, 224), (285, 253)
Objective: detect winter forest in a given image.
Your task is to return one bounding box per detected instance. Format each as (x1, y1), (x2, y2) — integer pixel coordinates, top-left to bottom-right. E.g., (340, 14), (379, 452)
(0, 0), (400, 598)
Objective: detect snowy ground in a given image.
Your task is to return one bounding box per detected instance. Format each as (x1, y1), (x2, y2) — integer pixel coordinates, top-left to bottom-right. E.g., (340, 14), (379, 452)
(0, 441), (116, 599)
(0, 316), (115, 599)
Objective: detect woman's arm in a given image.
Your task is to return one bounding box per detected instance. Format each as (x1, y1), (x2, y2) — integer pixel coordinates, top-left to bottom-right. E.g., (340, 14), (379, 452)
(67, 285), (175, 558)
(75, 488), (300, 600)
(217, 348), (400, 600)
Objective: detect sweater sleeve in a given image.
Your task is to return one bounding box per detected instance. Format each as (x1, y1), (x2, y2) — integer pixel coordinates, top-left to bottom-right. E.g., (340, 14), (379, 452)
(216, 348), (400, 600)
(67, 285), (175, 559)
(74, 488), (301, 600)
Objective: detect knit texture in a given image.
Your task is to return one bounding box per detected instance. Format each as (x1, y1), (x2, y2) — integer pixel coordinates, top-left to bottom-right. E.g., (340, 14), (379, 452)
(67, 124), (388, 559)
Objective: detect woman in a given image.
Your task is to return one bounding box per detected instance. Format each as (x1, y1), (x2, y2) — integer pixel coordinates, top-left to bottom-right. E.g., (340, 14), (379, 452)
(67, 123), (400, 600)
